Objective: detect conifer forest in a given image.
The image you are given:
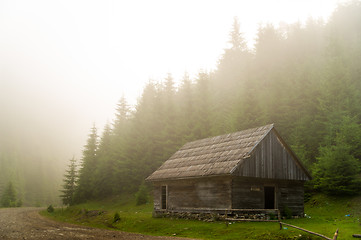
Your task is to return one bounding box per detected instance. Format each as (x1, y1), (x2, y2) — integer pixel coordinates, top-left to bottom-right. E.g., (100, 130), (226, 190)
(1, 1), (361, 206)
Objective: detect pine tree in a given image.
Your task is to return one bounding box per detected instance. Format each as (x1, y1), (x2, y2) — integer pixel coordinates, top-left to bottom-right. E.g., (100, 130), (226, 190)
(161, 73), (183, 160)
(94, 123), (114, 198)
(123, 82), (163, 192)
(214, 17), (251, 134)
(65, 3), (361, 198)
(1, 181), (17, 207)
(229, 17), (247, 51)
(111, 96), (131, 195)
(60, 157), (77, 206)
(193, 71), (213, 139)
(177, 72), (196, 142)
(74, 125), (98, 203)
(113, 95), (130, 132)
(313, 141), (361, 195)
(313, 116), (361, 195)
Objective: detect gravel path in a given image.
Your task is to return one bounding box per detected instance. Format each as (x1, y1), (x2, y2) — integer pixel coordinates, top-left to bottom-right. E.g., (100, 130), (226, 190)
(0, 208), (197, 240)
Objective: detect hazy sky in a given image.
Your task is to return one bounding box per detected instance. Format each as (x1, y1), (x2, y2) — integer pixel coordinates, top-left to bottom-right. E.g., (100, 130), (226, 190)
(0, 0), (346, 159)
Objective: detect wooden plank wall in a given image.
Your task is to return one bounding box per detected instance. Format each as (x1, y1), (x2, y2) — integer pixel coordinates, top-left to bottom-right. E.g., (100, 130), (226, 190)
(153, 185), (161, 210)
(231, 177), (304, 216)
(231, 178), (264, 209)
(152, 177), (232, 210)
(238, 130), (308, 181)
(278, 181), (305, 216)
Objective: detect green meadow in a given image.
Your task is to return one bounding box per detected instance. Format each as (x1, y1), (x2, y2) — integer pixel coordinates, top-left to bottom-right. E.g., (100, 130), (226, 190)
(42, 194), (361, 240)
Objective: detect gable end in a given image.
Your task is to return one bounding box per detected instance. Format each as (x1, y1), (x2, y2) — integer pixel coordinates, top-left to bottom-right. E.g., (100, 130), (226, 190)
(234, 129), (311, 181)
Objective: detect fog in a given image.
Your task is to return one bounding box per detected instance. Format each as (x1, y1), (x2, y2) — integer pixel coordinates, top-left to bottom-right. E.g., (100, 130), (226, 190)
(0, 0), (344, 205)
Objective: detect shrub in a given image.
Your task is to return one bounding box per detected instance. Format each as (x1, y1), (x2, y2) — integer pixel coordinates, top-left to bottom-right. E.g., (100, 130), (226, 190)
(16, 199), (23, 207)
(313, 117), (361, 195)
(135, 183), (148, 206)
(113, 212), (121, 223)
(47, 205), (54, 213)
(1, 182), (17, 207)
(283, 205), (292, 219)
(268, 213), (277, 220)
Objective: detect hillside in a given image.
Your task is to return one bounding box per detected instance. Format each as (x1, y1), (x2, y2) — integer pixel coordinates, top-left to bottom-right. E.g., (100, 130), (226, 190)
(68, 1), (361, 205)
(43, 194), (361, 240)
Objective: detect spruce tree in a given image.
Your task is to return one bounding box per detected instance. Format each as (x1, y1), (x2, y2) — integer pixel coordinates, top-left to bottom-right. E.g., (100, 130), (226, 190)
(94, 123), (114, 198)
(177, 72), (196, 142)
(60, 157), (77, 206)
(313, 141), (361, 195)
(161, 73), (182, 159)
(313, 116), (361, 195)
(215, 17), (251, 134)
(123, 82), (162, 192)
(66, 2), (361, 198)
(1, 181), (17, 207)
(193, 71), (213, 139)
(111, 96), (131, 195)
(74, 125), (98, 203)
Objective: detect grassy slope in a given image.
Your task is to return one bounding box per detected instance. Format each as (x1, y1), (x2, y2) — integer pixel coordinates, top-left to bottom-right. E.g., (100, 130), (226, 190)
(41, 194), (361, 240)
(286, 194), (361, 239)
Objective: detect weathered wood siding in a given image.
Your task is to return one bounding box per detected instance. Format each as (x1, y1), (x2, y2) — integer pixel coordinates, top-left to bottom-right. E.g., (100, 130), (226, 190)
(153, 184), (162, 210)
(231, 177), (264, 209)
(153, 177), (232, 210)
(231, 177), (304, 216)
(278, 181), (304, 216)
(237, 130), (308, 181)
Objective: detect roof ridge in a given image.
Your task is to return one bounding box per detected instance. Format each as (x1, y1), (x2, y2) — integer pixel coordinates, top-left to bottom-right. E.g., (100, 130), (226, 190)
(182, 123), (274, 149)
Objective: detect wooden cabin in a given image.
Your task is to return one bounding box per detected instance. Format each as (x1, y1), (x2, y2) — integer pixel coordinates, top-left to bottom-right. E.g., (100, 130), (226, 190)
(146, 124), (311, 217)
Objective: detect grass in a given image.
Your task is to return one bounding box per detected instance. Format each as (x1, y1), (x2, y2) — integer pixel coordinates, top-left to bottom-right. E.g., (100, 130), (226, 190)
(286, 194), (361, 239)
(41, 194), (361, 240)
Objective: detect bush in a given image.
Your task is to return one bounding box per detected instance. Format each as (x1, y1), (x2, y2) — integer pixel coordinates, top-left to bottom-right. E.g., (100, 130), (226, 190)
(313, 141), (361, 195)
(16, 199), (23, 207)
(47, 205), (54, 213)
(313, 117), (361, 195)
(283, 205), (292, 219)
(268, 213), (277, 220)
(1, 182), (17, 207)
(113, 212), (121, 223)
(135, 183), (148, 206)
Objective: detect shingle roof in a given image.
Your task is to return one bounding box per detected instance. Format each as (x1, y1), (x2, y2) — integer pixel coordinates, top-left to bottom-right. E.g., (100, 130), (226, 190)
(146, 124), (274, 181)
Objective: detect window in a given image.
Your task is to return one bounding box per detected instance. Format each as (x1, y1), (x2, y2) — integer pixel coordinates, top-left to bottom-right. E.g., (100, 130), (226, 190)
(161, 186), (167, 209)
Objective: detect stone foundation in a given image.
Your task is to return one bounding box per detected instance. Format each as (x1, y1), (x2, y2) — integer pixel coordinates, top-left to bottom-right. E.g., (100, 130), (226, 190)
(153, 210), (281, 221)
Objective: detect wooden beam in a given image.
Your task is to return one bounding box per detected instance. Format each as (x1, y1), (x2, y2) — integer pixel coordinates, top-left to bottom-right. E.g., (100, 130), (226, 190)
(333, 229), (338, 240)
(280, 222), (334, 240)
(225, 218), (279, 222)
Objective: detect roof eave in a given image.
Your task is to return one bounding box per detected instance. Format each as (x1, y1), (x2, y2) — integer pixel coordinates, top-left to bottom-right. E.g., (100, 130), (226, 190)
(145, 173), (233, 182)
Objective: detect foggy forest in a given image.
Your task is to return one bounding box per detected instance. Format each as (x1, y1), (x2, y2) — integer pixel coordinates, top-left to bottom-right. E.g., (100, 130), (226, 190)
(1, 1), (361, 207)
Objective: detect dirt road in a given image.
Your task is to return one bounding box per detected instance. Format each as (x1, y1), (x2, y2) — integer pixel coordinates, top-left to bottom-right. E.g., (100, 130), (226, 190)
(0, 208), (196, 240)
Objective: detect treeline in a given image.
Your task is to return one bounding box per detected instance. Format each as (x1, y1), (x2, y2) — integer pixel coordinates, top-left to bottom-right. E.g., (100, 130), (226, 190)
(0, 182), (22, 207)
(0, 143), (64, 207)
(65, 1), (361, 205)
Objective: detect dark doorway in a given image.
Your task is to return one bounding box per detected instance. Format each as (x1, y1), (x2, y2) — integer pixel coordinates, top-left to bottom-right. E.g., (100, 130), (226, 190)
(264, 186), (275, 209)
(161, 186), (167, 209)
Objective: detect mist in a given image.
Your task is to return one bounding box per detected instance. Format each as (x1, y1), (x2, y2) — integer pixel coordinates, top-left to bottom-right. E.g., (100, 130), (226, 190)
(0, 3), (116, 203)
(0, 58), (103, 205)
(0, 0), (345, 205)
